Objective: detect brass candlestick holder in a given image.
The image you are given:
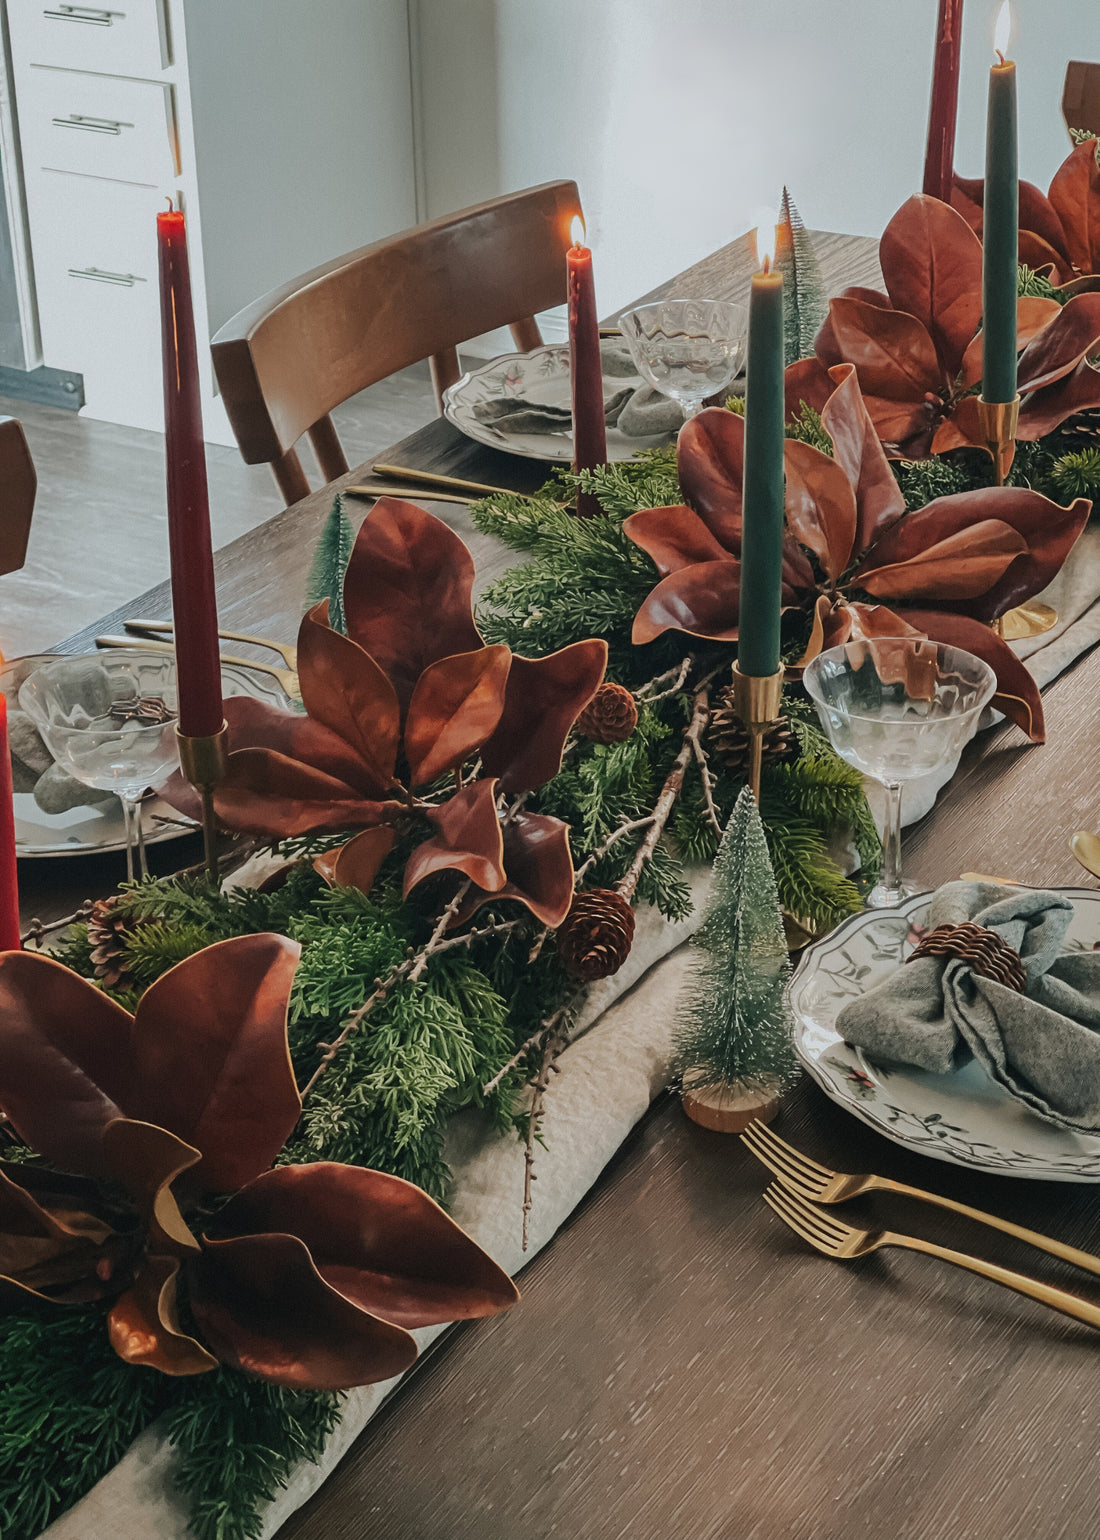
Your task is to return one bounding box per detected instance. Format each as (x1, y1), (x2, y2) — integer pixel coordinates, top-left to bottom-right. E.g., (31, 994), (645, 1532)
(731, 664), (785, 802)
(177, 723), (228, 882)
(976, 394), (1058, 642)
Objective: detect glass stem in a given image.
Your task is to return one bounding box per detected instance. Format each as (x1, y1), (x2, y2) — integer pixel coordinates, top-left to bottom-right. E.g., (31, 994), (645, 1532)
(680, 399), (703, 421)
(134, 796), (149, 879)
(881, 780), (903, 899)
(119, 796), (137, 884)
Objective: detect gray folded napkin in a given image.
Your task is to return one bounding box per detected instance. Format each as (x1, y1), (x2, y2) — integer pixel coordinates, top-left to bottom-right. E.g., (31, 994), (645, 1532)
(472, 339), (685, 439)
(836, 880), (1100, 1132)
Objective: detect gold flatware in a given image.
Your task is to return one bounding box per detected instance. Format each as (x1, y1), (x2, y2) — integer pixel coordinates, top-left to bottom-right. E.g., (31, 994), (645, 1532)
(369, 462), (513, 497)
(95, 635), (300, 703)
(1071, 831), (1100, 882)
(124, 619), (297, 671)
(345, 483), (472, 506)
(762, 1182), (1100, 1331)
(742, 1120), (1100, 1278)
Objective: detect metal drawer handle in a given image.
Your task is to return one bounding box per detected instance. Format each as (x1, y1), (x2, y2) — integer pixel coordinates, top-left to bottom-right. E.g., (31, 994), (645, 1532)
(67, 266), (146, 287)
(52, 113), (133, 135)
(43, 5), (122, 24)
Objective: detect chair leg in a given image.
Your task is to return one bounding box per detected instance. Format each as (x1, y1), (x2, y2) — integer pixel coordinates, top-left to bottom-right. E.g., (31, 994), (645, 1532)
(271, 447), (311, 506)
(430, 348), (463, 413)
(308, 416), (350, 483)
(510, 316), (542, 353)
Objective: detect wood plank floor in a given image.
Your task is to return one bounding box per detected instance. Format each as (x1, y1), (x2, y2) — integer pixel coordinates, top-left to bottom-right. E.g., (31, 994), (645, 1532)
(0, 363), (438, 657)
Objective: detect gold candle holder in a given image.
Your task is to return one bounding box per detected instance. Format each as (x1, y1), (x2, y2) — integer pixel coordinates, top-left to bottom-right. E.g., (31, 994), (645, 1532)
(731, 664), (784, 801)
(976, 395), (1058, 640)
(176, 722), (228, 882)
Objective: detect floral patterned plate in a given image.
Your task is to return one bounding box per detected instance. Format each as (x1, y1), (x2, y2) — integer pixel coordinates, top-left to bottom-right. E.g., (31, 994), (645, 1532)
(790, 889), (1100, 1181)
(442, 345), (673, 463)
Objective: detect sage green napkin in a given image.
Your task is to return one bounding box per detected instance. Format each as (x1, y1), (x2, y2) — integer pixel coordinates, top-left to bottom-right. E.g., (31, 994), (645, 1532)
(472, 339), (685, 439)
(836, 880), (1100, 1131)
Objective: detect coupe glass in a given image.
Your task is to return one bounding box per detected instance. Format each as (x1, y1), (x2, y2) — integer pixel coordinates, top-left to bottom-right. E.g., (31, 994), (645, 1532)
(803, 638), (996, 909)
(20, 651), (179, 881)
(617, 298), (747, 421)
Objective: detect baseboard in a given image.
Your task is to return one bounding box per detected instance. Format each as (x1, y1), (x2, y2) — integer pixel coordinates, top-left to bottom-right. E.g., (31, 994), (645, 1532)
(0, 363), (84, 411)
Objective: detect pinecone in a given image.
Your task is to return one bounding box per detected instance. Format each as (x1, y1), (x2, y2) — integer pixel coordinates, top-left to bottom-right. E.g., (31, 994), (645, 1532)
(706, 687), (797, 776)
(556, 889), (636, 981)
(575, 682), (638, 745)
(87, 895), (142, 990)
(1061, 408), (1100, 448)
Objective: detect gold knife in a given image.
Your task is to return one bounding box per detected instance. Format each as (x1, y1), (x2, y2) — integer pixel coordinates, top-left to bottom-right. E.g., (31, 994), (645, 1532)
(368, 463), (515, 497)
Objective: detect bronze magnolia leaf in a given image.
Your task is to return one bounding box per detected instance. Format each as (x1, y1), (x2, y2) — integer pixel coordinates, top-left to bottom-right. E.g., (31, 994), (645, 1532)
(1019, 357), (1100, 441)
(455, 811), (576, 929)
(827, 296), (943, 402)
(99, 1118), (200, 1254)
(127, 934), (302, 1195)
(631, 559), (741, 646)
(1049, 137), (1100, 277)
(108, 1254), (217, 1375)
(952, 171), (1073, 280)
(0, 1160), (135, 1305)
(675, 409), (745, 548)
(620, 504), (729, 578)
(404, 645), (510, 787)
(479, 641), (608, 795)
(783, 440), (856, 582)
(343, 497), (483, 713)
(819, 363), (906, 553)
(297, 603), (400, 792)
(188, 1231), (420, 1390)
(213, 749), (404, 838)
(1017, 292), (1100, 393)
(313, 826), (396, 894)
(402, 777), (506, 898)
(857, 521), (1027, 603)
(206, 1163), (518, 1329)
(219, 695), (385, 797)
(878, 195), (983, 380)
(895, 606), (1045, 742)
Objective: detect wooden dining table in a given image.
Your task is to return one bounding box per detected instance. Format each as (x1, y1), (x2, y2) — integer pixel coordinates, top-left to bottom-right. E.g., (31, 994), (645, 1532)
(28, 229), (1100, 1540)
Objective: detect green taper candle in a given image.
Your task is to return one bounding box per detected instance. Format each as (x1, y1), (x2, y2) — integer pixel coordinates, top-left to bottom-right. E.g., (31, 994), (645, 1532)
(738, 248), (785, 677)
(982, 4), (1018, 404)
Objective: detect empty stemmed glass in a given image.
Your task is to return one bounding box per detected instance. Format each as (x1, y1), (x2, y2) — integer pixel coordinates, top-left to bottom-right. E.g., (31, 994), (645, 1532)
(617, 298), (747, 422)
(20, 651), (180, 880)
(803, 638), (996, 909)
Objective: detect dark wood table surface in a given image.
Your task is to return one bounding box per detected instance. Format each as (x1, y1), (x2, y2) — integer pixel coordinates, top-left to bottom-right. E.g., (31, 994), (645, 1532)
(33, 229), (1100, 1539)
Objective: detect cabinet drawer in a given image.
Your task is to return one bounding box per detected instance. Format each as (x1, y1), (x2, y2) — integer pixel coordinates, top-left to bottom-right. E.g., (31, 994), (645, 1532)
(6, 0), (168, 78)
(18, 67), (178, 185)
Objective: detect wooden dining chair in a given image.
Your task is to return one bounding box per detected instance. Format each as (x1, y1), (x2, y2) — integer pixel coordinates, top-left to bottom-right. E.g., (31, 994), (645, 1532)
(0, 418), (36, 575)
(1063, 61), (1100, 138)
(211, 180), (583, 505)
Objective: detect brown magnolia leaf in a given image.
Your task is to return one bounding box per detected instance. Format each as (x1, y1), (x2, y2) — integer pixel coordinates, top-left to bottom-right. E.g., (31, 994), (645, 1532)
(953, 172), (1073, 279)
(0, 1161), (128, 1305)
(479, 640), (608, 795)
(879, 195), (983, 380)
(221, 695), (384, 798)
(108, 1255), (217, 1375)
(794, 595), (850, 669)
(1017, 230), (1071, 283)
(827, 297), (943, 400)
(1019, 357), (1100, 441)
(212, 749), (403, 838)
(402, 777), (505, 897)
(404, 645), (510, 787)
(857, 393), (938, 458)
(343, 498), (483, 712)
(895, 607), (1044, 742)
(128, 934), (302, 1195)
(1048, 136), (1100, 276)
(857, 520), (1026, 603)
(630, 560), (741, 645)
(0, 952), (133, 1178)
(455, 812), (576, 930)
(622, 505), (730, 578)
(314, 827), (396, 894)
(820, 363), (906, 552)
(843, 601), (923, 641)
(188, 1231), (420, 1390)
(1017, 292), (1100, 393)
(783, 356), (835, 420)
(208, 1163), (518, 1329)
(297, 603), (400, 793)
(959, 296), (1061, 389)
(675, 408), (745, 549)
(99, 1118), (200, 1255)
(783, 441), (856, 582)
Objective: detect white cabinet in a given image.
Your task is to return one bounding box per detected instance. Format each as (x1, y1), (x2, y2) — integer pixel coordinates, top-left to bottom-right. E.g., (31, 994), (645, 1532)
(4, 0), (418, 439)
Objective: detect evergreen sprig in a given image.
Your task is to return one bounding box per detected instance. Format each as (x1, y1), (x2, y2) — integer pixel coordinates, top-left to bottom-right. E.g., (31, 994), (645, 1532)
(304, 495), (355, 633)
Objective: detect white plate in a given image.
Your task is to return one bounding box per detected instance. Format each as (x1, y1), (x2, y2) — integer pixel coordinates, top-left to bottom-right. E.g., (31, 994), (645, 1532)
(442, 345), (674, 463)
(5, 657), (292, 859)
(790, 889), (1100, 1181)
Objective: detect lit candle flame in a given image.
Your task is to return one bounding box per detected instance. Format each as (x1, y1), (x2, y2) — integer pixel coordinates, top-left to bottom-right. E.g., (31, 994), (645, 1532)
(752, 207), (778, 272)
(993, 0), (1012, 61)
(570, 215), (586, 248)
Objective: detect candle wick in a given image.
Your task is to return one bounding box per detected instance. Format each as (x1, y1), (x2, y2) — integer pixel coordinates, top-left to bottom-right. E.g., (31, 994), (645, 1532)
(995, 49), (1006, 66)
(762, 254), (772, 275)
(165, 194), (175, 212)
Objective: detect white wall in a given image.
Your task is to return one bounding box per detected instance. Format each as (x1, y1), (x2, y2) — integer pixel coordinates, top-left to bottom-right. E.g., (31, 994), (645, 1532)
(414, 0), (1100, 321)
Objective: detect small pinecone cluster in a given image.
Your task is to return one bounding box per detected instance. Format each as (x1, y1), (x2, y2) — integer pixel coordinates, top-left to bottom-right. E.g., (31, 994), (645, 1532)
(707, 686), (797, 776)
(87, 894), (144, 990)
(574, 682), (638, 745)
(556, 888), (636, 982)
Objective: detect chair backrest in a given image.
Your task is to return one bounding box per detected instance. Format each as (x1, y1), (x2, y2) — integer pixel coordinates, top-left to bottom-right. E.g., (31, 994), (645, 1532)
(212, 180), (583, 505)
(0, 419), (35, 576)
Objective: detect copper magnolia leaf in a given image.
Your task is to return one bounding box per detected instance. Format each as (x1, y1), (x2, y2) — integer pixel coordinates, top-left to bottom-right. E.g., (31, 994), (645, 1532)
(1048, 136), (1100, 276)
(219, 695), (382, 797)
(784, 440), (856, 582)
(895, 607), (1044, 742)
(297, 603), (400, 792)
(402, 777), (505, 897)
(953, 172), (1074, 282)
(480, 641), (607, 795)
(795, 594), (851, 669)
(1017, 292), (1100, 394)
(631, 560), (740, 645)
(314, 826), (396, 895)
(621, 505), (729, 578)
(0, 951), (133, 1178)
(456, 812), (576, 929)
(404, 645), (510, 787)
(342, 497), (483, 712)
(0, 1161), (129, 1305)
(857, 520), (1026, 603)
(128, 934), (302, 1194)
(99, 1118), (200, 1254)
(878, 195), (983, 380)
(843, 601), (923, 641)
(959, 296), (1061, 389)
(208, 1163), (518, 1329)
(784, 355), (835, 419)
(675, 409), (745, 549)
(1019, 356), (1100, 441)
(827, 297), (943, 401)
(108, 1255), (217, 1375)
(819, 364), (905, 552)
(189, 1231), (419, 1390)
(213, 749), (403, 838)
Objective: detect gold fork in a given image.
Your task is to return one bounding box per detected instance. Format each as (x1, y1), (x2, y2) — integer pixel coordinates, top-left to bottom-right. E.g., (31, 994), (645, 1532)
(123, 619), (298, 672)
(95, 635), (301, 703)
(742, 1119), (1100, 1279)
(762, 1183), (1100, 1331)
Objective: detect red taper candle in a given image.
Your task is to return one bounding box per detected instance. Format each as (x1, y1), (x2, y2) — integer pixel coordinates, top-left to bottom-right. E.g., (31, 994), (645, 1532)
(157, 206), (223, 738)
(567, 217), (607, 520)
(923, 0), (964, 203)
(0, 693), (21, 950)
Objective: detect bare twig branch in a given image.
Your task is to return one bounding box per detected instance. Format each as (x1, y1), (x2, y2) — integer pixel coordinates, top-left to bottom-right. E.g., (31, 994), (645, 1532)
(690, 729), (724, 837)
(520, 991), (583, 1250)
(21, 900), (96, 950)
(407, 881), (472, 983)
(634, 655), (693, 704)
(617, 682), (712, 905)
